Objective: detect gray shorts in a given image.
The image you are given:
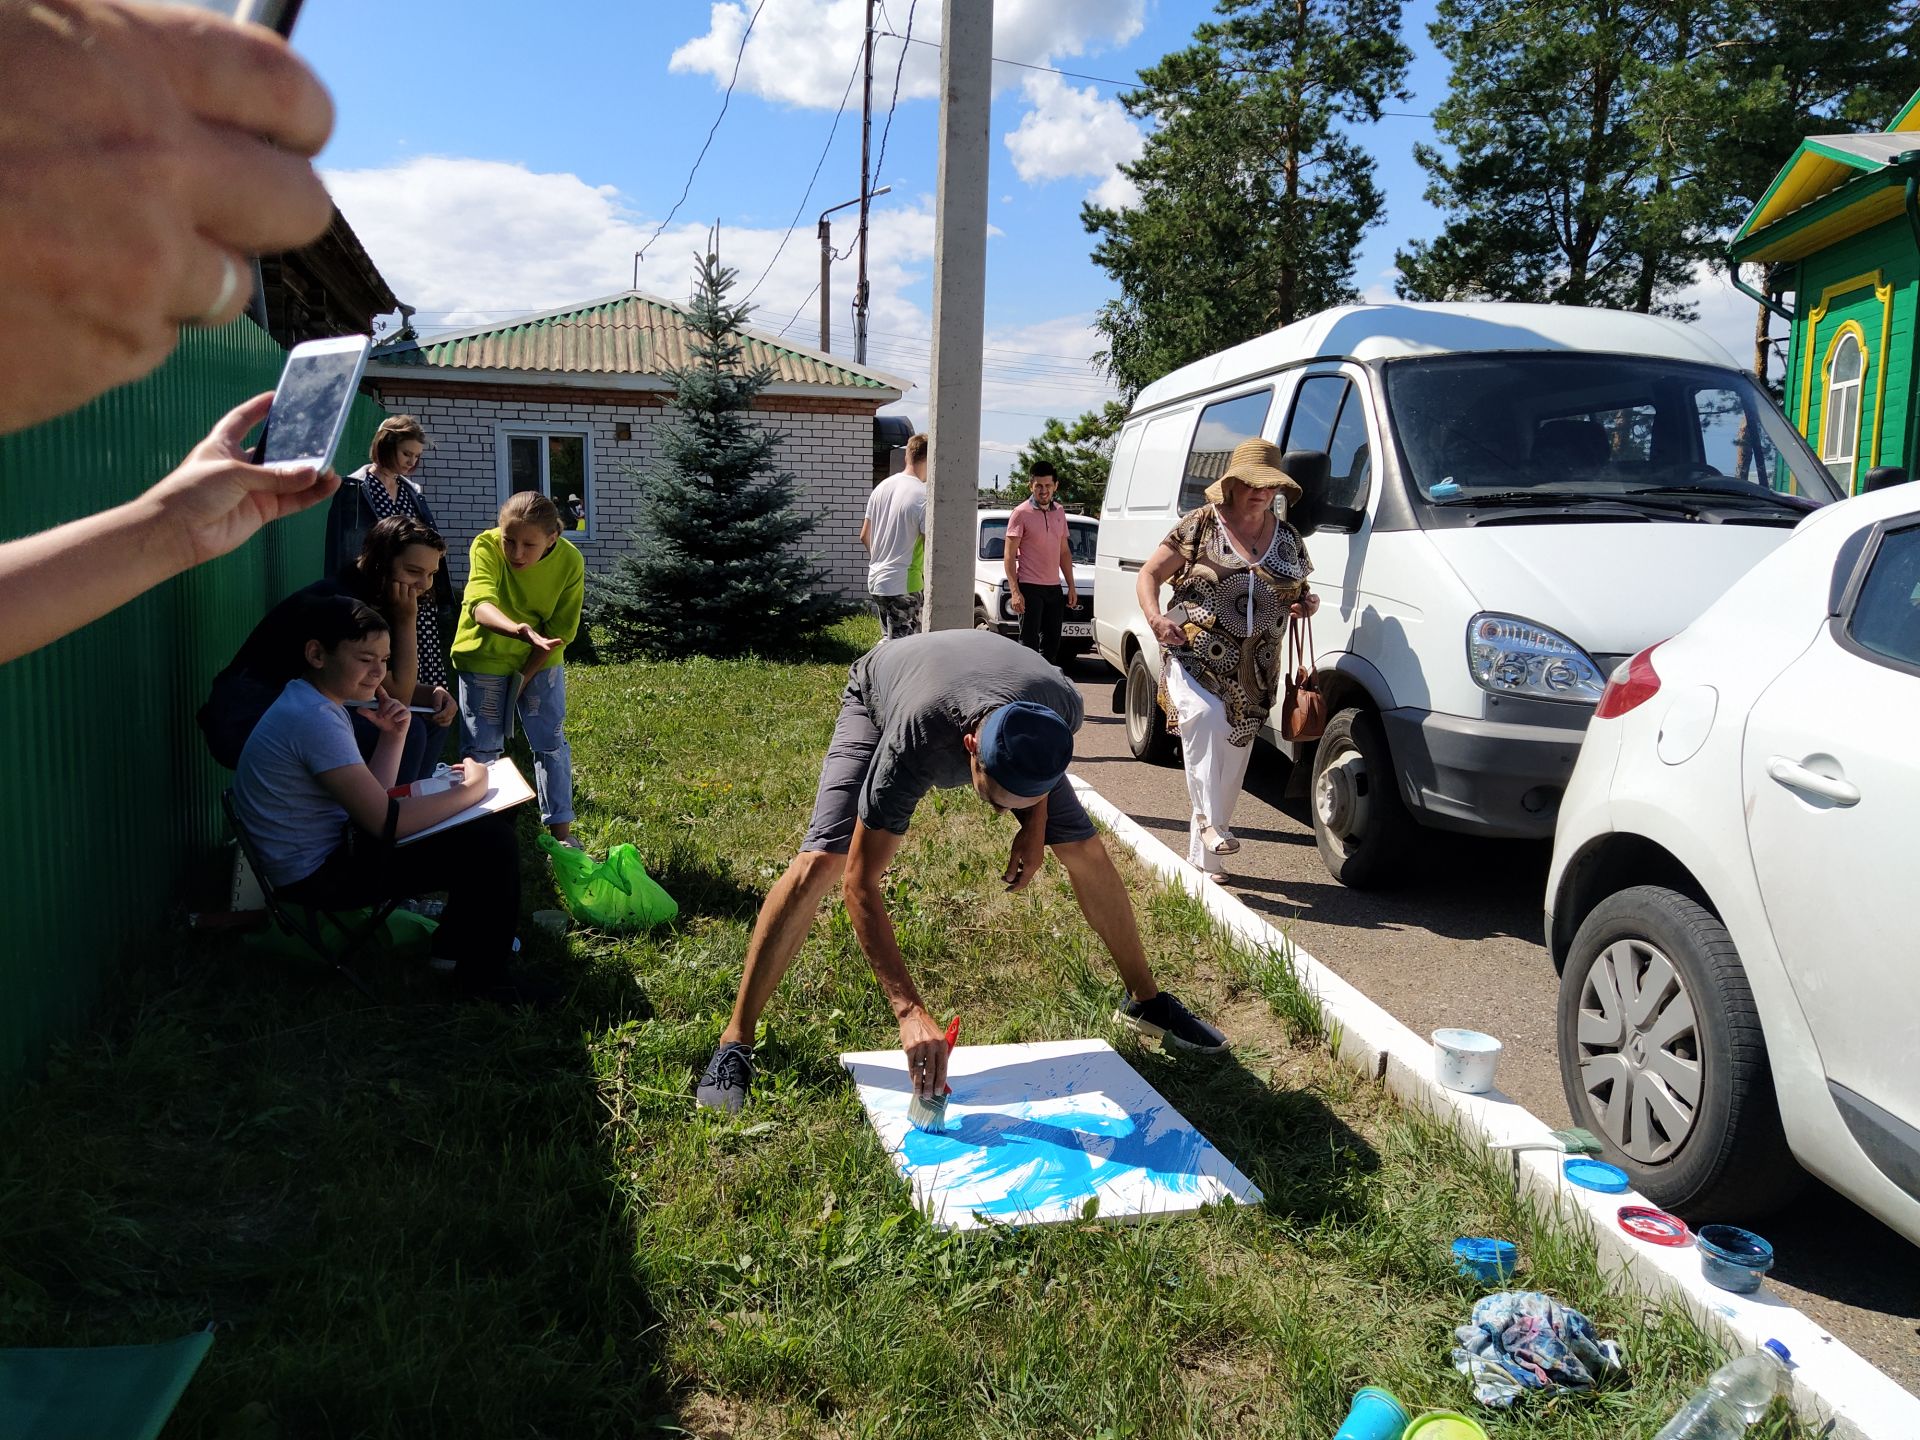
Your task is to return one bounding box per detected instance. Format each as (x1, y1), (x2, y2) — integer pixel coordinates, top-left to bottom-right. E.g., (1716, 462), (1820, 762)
(799, 681), (1096, 854)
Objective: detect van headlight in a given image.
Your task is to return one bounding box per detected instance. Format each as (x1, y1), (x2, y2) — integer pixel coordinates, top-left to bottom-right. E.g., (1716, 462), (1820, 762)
(1466, 613), (1606, 703)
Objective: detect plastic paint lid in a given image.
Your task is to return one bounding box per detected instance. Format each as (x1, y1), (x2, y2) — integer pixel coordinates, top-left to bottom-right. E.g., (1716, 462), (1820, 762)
(1564, 1158), (1631, 1193)
(1617, 1205), (1692, 1246)
(1403, 1411), (1491, 1440)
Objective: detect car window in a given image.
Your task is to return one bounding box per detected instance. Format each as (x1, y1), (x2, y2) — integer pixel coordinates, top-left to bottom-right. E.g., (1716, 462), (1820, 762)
(1067, 520), (1098, 565)
(1847, 524), (1920, 670)
(978, 518), (1007, 561)
(1104, 422), (1144, 513)
(1179, 390), (1271, 512)
(1285, 374), (1373, 513)
(1126, 410), (1194, 514)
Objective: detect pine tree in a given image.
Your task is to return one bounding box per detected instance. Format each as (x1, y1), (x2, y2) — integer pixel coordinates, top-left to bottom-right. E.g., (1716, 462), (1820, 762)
(590, 253), (846, 658)
(1008, 401), (1128, 510)
(1084, 0), (1411, 398)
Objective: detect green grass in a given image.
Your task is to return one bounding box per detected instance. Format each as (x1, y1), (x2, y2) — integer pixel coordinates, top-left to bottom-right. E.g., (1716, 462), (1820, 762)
(0, 616), (1808, 1439)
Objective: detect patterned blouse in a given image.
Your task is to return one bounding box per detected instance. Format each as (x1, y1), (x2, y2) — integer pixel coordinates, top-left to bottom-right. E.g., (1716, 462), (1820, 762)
(1156, 505), (1312, 746)
(352, 466), (446, 691)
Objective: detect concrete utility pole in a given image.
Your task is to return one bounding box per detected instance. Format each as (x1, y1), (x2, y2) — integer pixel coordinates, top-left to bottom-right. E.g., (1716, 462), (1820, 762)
(922, 0), (993, 633)
(855, 0), (876, 365)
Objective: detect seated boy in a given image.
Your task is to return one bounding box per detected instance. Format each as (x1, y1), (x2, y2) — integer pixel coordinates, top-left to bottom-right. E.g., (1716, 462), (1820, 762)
(232, 594), (557, 1006)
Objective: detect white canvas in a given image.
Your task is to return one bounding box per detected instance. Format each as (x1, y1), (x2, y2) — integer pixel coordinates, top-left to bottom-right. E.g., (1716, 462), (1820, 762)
(840, 1038), (1262, 1231)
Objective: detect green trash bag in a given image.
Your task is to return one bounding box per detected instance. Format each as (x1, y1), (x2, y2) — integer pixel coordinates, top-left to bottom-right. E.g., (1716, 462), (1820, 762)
(538, 834), (678, 930)
(245, 905), (437, 962)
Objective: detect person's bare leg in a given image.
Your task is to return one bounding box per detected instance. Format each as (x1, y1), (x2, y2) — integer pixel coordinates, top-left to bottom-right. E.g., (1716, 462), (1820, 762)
(718, 850), (848, 1045)
(1050, 836), (1159, 1003)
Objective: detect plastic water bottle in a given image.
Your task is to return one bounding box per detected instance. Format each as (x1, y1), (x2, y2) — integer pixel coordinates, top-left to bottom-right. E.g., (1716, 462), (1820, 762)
(1652, 1340), (1792, 1438)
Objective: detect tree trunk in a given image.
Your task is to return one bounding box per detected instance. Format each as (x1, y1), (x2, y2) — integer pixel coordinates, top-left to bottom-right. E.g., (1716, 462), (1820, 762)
(1751, 293), (1770, 384)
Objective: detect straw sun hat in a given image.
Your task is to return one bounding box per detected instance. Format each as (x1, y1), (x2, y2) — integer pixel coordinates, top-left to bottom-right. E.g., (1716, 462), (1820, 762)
(1205, 437), (1303, 506)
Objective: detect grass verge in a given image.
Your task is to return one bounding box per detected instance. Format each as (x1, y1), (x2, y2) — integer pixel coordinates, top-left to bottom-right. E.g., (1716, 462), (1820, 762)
(0, 617), (1806, 1438)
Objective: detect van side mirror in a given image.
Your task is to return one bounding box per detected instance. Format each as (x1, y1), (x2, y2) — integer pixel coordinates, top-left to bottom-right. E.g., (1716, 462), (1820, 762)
(1282, 449), (1362, 533)
(1863, 465), (1910, 494)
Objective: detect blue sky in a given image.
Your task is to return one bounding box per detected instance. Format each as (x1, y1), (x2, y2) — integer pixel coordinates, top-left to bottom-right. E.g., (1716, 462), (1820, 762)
(296, 0), (1753, 485)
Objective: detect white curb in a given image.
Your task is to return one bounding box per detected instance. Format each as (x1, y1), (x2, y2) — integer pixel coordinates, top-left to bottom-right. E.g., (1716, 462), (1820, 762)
(1071, 775), (1920, 1440)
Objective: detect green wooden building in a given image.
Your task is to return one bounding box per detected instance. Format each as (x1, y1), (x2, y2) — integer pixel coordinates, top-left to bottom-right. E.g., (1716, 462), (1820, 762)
(1731, 89), (1920, 493)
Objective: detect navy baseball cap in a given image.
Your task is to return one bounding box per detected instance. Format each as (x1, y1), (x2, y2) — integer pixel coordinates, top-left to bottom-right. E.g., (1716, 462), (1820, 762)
(976, 701), (1073, 797)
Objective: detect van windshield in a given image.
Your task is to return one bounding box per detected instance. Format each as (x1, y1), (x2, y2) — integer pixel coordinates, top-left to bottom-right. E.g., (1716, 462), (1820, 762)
(1383, 354), (1842, 510)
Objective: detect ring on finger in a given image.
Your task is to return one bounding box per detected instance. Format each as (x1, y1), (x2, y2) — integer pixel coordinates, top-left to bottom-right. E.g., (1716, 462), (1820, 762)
(197, 253), (243, 327)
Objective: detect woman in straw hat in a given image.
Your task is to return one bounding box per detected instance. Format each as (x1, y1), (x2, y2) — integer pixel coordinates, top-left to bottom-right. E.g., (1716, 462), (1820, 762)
(1134, 438), (1319, 881)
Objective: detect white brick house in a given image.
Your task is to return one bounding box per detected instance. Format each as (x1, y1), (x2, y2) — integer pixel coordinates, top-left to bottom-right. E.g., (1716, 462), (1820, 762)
(361, 291), (908, 592)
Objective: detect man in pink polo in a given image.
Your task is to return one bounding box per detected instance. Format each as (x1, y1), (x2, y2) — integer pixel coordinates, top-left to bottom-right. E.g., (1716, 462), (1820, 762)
(1003, 461), (1078, 664)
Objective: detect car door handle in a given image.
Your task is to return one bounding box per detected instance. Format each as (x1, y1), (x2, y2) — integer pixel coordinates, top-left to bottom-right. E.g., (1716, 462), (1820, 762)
(1766, 756), (1861, 807)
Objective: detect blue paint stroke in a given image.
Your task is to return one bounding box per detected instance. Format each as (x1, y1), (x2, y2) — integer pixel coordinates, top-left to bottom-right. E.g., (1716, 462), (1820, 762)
(898, 1103), (1210, 1219)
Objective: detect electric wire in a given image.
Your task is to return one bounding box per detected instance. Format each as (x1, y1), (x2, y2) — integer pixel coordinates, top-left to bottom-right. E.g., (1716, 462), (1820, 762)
(635, 0), (771, 264)
(869, 0), (916, 192)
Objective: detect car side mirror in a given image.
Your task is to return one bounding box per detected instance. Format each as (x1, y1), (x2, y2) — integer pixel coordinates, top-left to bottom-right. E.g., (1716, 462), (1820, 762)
(1281, 449), (1361, 533)
(1863, 465), (1910, 494)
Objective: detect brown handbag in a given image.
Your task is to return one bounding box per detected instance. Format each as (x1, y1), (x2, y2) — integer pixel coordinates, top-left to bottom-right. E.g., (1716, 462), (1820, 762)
(1281, 609), (1327, 742)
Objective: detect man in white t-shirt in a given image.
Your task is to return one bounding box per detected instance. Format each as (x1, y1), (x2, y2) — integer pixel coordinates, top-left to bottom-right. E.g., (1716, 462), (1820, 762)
(859, 432), (928, 641)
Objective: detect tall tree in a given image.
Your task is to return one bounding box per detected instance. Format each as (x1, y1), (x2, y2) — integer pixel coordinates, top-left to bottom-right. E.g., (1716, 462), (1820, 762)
(1007, 402), (1129, 511)
(589, 254), (845, 659)
(1396, 0), (1711, 315)
(1085, 0), (1412, 398)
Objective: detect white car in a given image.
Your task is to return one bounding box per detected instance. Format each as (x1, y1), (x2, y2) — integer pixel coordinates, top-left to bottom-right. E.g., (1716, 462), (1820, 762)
(974, 508), (1100, 659)
(1546, 482), (1920, 1240)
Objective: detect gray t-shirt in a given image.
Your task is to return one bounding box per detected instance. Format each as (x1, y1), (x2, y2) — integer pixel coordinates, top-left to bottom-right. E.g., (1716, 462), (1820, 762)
(851, 629), (1083, 834)
(233, 679), (366, 886)
(863, 471), (926, 595)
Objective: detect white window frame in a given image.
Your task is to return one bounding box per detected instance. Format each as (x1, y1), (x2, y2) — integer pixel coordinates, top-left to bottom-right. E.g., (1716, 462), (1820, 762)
(494, 422), (595, 538)
(1820, 330), (1865, 489)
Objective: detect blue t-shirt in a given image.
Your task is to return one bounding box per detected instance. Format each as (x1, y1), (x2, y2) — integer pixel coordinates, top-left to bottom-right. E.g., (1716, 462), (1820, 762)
(233, 679), (367, 886)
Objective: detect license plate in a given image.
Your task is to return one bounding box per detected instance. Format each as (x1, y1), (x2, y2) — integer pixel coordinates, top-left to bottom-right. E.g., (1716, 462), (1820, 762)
(1062, 622), (1092, 638)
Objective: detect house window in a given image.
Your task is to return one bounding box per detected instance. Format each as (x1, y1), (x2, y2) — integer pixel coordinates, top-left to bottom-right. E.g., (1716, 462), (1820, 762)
(496, 425), (592, 535)
(1821, 330), (1865, 489)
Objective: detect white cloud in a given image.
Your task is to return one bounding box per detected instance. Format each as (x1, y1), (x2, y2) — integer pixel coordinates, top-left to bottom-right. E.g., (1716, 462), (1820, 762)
(1004, 71), (1145, 209)
(1672, 263), (1773, 379)
(670, 0), (1145, 108)
(325, 155), (1113, 487)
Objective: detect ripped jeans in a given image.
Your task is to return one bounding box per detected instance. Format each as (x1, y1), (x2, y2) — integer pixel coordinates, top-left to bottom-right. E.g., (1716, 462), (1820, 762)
(457, 665), (574, 826)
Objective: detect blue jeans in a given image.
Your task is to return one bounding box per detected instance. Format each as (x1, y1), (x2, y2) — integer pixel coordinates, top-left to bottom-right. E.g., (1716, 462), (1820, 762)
(458, 666), (574, 826)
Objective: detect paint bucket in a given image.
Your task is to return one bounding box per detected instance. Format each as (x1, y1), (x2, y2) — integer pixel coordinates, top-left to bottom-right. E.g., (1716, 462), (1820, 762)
(1332, 1386), (1410, 1440)
(1402, 1413), (1490, 1440)
(1696, 1224), (1775, 1294)
(1431, 1029), (1502, 1094)
(1450, 1236), (1517, 1284)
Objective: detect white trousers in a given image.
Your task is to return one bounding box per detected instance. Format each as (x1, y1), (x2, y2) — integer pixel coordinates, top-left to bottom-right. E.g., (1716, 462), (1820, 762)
(1165, 658), (1255, 875)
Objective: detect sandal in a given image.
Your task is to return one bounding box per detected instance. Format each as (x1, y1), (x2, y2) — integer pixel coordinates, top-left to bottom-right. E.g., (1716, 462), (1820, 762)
(1200, 824), (1240, 856)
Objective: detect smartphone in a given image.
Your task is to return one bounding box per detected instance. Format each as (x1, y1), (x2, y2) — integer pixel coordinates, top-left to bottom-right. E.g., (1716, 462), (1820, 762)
(164, 0), (302, 38)
(253, 335), (371, 471)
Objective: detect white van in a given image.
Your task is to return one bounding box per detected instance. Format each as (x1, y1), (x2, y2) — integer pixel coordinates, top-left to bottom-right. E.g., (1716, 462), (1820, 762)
(1093, 302), (1845, 888)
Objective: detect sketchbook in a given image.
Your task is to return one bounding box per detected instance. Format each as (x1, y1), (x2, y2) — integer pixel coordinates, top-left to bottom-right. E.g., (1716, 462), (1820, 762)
(397, 757), (534, 845)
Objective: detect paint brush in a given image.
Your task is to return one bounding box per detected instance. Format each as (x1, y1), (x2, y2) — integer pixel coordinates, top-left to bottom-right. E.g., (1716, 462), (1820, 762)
(907, 1016), (960, 1132)
(344, 699), (439, 713)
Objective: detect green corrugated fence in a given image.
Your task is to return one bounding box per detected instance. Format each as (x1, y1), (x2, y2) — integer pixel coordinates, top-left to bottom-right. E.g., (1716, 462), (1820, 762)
(0, 319), (387, 1086)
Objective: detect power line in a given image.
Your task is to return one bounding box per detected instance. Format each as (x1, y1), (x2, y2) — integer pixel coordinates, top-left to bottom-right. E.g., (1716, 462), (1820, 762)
(870, 0), (916, 191)
(636, 0), (771, 264)
(775, 279), (822, 339)
(741, 39), (866, 306)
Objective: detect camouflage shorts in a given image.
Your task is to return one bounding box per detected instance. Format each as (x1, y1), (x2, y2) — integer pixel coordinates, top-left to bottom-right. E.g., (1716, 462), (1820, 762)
(867, 591), (923, 641)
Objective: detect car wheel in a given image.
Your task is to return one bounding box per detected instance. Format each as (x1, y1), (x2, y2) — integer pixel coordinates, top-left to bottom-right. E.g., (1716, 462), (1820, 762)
(1123, 648), (1178, 765)
(1558, 885), (1803, 1220)
(1309, 706), (1412, 888)
(974, 606), (993, 632)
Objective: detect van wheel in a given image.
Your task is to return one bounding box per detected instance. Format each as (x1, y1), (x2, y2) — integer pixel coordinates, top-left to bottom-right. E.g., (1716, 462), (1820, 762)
(1310, 707), (1412, 888)
(1124, 650), (1178, 765)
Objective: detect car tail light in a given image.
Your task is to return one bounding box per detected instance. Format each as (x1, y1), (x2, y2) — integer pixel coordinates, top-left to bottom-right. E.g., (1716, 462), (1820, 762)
(1593, 643), (1663, 719)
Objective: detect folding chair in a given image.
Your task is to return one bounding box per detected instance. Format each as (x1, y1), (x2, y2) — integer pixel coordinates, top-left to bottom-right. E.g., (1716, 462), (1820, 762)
(221, 790), (392, 1001)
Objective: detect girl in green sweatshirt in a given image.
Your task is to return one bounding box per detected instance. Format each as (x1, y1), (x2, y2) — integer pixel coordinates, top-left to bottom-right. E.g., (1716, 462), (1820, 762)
(452, 491), (586, 846)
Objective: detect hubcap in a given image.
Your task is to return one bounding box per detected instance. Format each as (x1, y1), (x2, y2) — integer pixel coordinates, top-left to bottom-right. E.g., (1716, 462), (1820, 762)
(1574, 937), (1702, 1163)
(1314, 744), (1371, 845)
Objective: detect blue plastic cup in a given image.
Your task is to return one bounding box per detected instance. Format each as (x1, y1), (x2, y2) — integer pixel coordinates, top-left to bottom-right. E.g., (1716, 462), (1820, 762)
(1333, 1385), (1411, 1440)
(1450, 1236), (1517, 1284)
(1696, 1224), (1774, 1294)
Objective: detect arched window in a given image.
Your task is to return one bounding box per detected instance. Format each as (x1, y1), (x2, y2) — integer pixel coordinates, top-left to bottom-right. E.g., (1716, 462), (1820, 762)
(1820, 330), (1865, 488)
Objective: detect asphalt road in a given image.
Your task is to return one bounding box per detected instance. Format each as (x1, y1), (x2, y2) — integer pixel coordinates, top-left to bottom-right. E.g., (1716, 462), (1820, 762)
(1061, 655), (1920, 1394)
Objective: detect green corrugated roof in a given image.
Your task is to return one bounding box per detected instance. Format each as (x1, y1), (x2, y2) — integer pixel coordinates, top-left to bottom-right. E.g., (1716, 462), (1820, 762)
(370, 291), (905, 393)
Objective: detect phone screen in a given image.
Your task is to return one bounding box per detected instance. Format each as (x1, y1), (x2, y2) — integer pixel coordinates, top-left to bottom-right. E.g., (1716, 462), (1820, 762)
(260, 346), (364, 467)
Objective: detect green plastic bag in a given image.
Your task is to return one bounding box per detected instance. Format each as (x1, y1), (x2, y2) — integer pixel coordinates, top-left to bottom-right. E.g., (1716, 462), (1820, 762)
(538, 834), (679, 930)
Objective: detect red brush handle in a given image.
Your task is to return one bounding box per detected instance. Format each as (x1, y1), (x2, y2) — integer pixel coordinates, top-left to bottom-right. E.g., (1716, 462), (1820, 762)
(941, 1016), (960, 1095)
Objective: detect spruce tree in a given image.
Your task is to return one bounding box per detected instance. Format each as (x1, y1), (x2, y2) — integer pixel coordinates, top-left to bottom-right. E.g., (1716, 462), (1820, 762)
(591, 253), (846, 659)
